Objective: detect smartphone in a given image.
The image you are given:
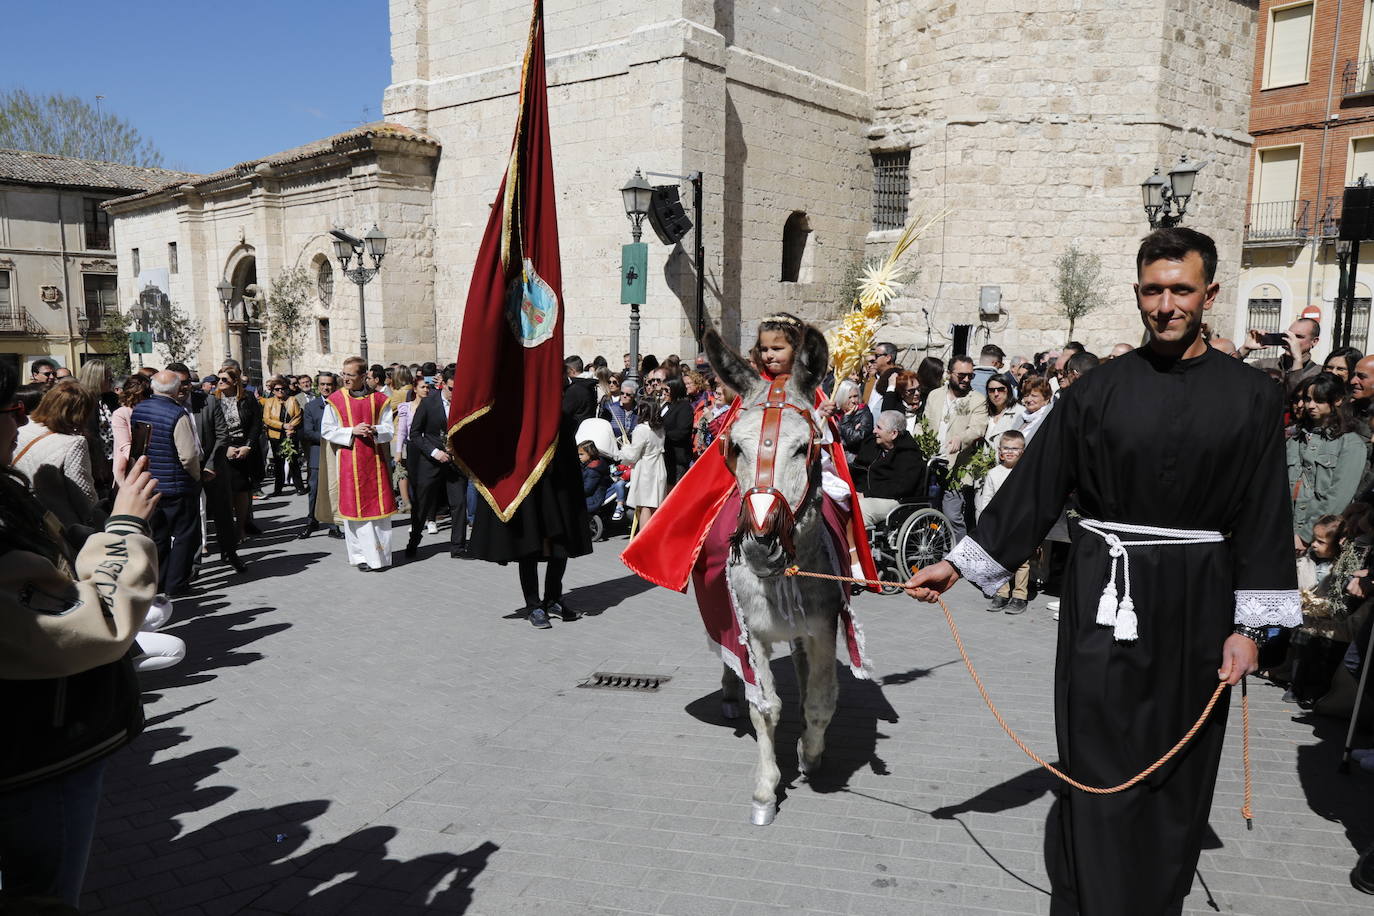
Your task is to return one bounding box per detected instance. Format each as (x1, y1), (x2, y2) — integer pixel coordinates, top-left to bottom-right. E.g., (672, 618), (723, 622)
(1260, 332), (1287, 347)
(129, 421), (153, 464)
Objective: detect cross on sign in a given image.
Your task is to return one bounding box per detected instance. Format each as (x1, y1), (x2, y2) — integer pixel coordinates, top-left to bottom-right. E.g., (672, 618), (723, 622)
(625, 266), (639, 285)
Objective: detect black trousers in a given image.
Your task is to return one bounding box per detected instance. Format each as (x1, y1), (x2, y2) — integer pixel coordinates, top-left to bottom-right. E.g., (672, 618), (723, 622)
(269, 436), (304, 492)
(151, 492), (202, 592)
(410, 470), (468, 548)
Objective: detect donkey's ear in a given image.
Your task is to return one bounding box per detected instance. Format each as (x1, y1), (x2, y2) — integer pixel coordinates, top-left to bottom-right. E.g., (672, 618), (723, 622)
(789, 325), (830, 398)
(705, 329), (762, 401)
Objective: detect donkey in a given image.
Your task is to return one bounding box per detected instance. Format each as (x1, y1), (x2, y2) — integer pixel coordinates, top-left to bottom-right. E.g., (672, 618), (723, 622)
(705, 326), (852, 827)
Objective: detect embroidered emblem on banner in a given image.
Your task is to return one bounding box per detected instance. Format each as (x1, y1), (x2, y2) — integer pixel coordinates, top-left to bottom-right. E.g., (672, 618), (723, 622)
(505, 258), (558, 348)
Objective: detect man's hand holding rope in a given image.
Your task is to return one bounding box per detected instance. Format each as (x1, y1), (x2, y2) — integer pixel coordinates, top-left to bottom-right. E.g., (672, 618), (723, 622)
(905, 561), (1257, 686)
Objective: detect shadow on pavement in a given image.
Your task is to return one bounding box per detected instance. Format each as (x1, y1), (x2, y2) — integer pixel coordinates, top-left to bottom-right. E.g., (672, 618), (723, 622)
(84, 721), (498, 914)
(1293, 710), (1374, 856)
(561, 573), (658, 616)
(139, 604), (289, 690)
(682, 657), (901, 810)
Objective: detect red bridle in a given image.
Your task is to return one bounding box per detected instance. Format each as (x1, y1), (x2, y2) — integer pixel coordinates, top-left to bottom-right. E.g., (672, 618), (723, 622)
(738, 377), (822, 540)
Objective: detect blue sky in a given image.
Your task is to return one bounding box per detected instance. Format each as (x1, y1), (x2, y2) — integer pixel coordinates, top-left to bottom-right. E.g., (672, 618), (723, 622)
(5, 0), (392, 174)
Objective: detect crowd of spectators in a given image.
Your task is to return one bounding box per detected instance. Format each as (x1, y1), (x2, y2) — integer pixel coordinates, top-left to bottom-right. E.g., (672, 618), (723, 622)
(12, 313), (1374, 901)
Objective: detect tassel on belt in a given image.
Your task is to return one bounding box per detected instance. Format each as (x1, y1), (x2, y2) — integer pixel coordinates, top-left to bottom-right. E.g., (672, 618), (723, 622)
(1078, 519), (1225, 642)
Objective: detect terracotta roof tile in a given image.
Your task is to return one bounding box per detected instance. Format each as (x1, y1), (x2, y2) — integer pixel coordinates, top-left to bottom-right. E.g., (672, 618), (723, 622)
(0, 148), (198, 191)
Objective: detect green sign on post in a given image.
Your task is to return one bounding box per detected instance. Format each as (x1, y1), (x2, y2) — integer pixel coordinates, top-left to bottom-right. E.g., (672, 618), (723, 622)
(128, 331), (153, 354)
(621, 243), (648, 305)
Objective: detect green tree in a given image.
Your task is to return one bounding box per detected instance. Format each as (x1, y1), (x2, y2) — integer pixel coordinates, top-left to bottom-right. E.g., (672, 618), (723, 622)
(99, 309), (132, 378)
(1053, 244), (1105, 341)
(265, 267), (312, 375)
(0, 89), (164, 167)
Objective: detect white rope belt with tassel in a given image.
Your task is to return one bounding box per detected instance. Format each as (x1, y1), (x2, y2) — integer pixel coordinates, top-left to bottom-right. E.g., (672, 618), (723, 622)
(1078, 519), (1225, 642)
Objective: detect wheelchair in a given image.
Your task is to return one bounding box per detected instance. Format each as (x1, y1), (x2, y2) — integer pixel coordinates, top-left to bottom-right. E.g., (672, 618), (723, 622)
(863, 457), (956, 595)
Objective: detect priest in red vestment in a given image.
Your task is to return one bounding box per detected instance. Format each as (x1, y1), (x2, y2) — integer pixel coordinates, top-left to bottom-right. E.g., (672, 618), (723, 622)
(319, 355), (398, 571)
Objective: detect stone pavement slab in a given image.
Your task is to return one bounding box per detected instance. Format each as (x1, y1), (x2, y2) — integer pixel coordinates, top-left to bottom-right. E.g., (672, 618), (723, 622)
(80, 494), (1374, 914)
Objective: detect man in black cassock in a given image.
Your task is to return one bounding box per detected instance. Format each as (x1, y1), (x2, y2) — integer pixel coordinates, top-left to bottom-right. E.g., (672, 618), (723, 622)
(907, 227), (1300, 915)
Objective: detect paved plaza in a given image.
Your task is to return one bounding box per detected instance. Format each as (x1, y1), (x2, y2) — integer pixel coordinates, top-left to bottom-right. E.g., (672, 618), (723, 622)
(82, 494), (1374, 915)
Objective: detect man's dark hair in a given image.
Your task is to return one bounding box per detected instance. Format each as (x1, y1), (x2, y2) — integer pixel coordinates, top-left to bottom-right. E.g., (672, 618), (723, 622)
(368, 364), (386, 384)
(166, 361), (191, 376)
(1065, 351), (1100, 377)
(564, 355), (584, 374)
(30, 357), (56, 375)
(874, 341), (898, 360)
(442, 365), (456, 383)
(980, 343), (1005, 360)
(316, 371), (338, 385)
(1063, 341), (1085, 356)
(590, 355), (607, 370)
(1136, 227), (1218, 284)
(948, 354), (974, 370)
(421, 361), (438, 376)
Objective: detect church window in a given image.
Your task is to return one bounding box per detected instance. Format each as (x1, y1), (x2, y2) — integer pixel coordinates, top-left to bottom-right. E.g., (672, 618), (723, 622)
(317, 259), (334, 307)
(318, 317), (331, 354)
(168, 242), (178, 274)
(781, 212), (812, 283)
(871, 150), (910, 231)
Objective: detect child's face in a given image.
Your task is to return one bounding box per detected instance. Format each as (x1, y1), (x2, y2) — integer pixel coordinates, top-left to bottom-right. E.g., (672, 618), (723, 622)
(1311, 524), (1340, 558)
(1306, 396), (1337, 422)
(578, 448), (591, 464)
(757, 330), (795, 378)
(998, 441), (1024, 468)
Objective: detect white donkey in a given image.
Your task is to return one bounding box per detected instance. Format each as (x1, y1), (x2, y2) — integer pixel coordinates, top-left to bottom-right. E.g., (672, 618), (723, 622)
(705, 327), (855, 826)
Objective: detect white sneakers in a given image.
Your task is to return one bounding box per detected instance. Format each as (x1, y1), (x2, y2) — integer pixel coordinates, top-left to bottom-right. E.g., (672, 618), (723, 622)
(425, 521), (439, 535)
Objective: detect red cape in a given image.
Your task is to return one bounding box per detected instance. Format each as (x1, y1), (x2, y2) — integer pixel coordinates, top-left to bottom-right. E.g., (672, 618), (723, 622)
(621, 390), (877, 591)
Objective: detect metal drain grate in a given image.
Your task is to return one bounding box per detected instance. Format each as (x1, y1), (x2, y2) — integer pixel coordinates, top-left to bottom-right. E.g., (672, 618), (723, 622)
(578, 671), (672, 691)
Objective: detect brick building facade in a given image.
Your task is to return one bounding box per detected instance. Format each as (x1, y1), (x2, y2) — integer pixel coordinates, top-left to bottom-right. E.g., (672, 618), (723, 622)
(1239, 0), (1374, 353)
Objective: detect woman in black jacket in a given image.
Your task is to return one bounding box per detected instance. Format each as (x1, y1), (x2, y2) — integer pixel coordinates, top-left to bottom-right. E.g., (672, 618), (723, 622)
(660, 377), (695, 488)
(214, 366), (265, 540)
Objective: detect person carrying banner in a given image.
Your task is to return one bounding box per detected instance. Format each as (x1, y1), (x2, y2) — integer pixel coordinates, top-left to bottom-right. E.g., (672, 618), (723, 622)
(446, 0), (591, 628)
(319, 355), (397, 572)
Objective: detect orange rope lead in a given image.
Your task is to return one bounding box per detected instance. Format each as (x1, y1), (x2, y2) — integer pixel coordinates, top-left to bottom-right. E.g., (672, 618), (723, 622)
(785, 565), (1254, 821)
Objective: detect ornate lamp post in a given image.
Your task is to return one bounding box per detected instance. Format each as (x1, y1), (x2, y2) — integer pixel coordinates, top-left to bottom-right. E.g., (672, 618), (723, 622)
(1141, 155), (1208, 229)
(620, 170), (653, 384)
(216, 278), (234, 362)
(331, 225), (387, 366)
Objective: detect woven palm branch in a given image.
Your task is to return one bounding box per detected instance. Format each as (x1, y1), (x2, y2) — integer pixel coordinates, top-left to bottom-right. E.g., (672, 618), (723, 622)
(827, 208), (949, 378)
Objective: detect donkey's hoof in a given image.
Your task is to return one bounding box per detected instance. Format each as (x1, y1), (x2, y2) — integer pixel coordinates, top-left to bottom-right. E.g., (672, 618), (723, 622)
(797, 739), (822, 777)
(750, 800), (776, 826)
(721, 701), (741, 720)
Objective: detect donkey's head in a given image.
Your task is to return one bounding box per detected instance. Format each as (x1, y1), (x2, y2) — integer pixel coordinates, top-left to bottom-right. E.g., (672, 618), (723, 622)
(705, 325), (830, 578)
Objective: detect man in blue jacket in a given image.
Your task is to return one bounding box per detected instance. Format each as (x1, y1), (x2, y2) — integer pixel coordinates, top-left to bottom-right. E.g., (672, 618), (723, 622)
(297, 372), (342, 539)
(131, 370), (205, 596)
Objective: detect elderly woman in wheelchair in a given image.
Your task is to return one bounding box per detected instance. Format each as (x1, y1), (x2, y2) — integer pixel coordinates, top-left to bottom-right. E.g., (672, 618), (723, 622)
(853, 410), (954, 595)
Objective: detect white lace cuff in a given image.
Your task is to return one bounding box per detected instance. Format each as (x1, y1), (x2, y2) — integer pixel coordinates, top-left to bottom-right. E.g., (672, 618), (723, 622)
(1234, 589), (1302, 628)
(947, 537), (1011, 596)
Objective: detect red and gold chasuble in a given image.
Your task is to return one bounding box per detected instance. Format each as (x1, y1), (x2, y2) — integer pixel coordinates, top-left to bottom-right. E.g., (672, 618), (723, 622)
(326, 389), (397, 521)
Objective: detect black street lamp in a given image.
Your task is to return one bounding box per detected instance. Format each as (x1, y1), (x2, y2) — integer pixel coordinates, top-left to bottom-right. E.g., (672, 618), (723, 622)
(331, 225), (387, 365)
(216, 278), (234, 361)
(1141, 155), (1208, 229)
(620, 171), (653, 383)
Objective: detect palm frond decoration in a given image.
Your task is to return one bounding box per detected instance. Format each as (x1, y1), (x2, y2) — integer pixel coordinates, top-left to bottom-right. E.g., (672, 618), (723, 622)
(827, 208), (950, 378)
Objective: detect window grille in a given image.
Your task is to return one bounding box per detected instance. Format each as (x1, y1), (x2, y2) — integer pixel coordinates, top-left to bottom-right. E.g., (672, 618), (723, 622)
(317, 261), (334, 307)
(83, 274), (117, 329)
(871, 151), (910, 231)
(318, 318), (331, 354)
(168, 242), (178, 274)
(132, 248), (141, 277)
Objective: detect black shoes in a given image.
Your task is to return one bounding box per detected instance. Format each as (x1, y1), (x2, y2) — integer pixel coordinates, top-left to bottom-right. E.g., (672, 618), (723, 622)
(297, 521), (319, 540)
(222, 551), (246, 573)
(450, 546), (470, 559)
(327, 528), (344, 539)
(405, 540), (419, 559)
(988, 595), (1009, 611)
(1353, 844), (1374, 894)
(528, 606), (552, 628)
(245, 521), (264, 537)
(1005, 598), (1028, 615)
(545, 599), (579, 622)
